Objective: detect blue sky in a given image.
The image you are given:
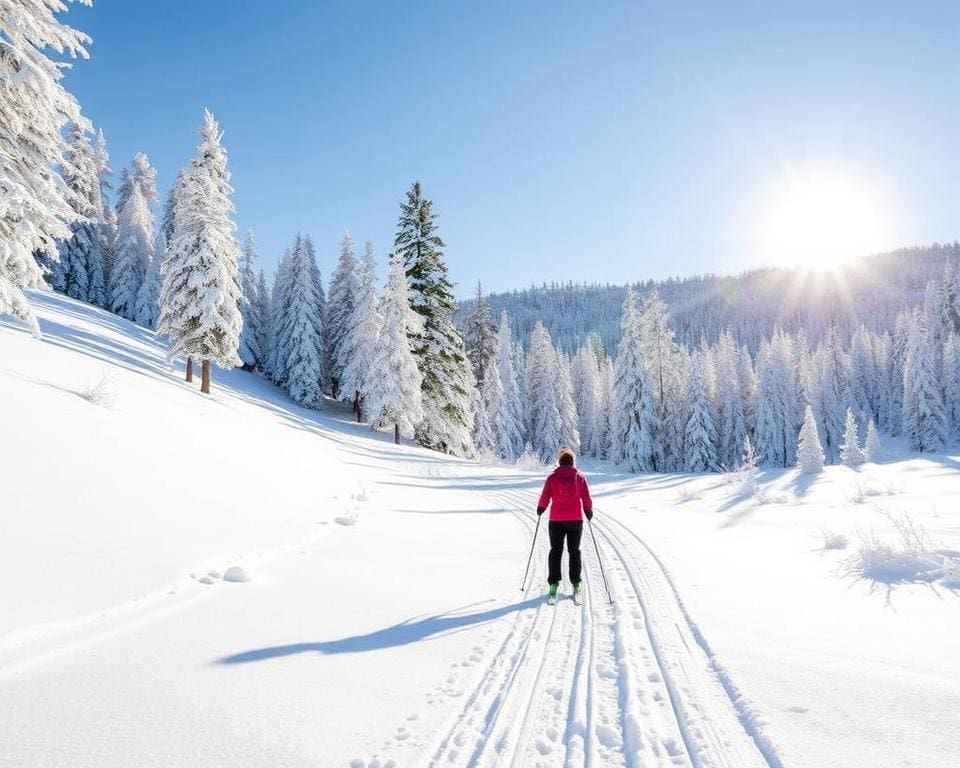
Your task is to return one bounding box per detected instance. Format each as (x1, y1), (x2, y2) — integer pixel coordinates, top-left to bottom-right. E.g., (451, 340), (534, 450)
(64, 1), (960, 297)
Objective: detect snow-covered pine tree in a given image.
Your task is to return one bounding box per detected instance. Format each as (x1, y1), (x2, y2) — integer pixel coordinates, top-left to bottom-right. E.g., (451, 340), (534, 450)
(464, 282), (498, 386)
(489, 311), (525, 460)
(254, 270), (271, 370)
(683, 348), (718, 472)
(396, 181), (472, 455)
(570, 344), (600, 457)
(639, 288), (678, 470)
(818, 327), (850, 463)
(133, 230), (162, 329)
(51, 123), (104, 305)
(366, 254), (424, 444)
(326, 231), (359, 398)
(715, 330), (748, 469)
(0, 0), (90, 336)
(736, 436), (760, 495)
(592, 356), (614, 459)
(864, 418), (882, 462)
(796, 405), (825, 474)
(940, 260), (960, 337)
(276, 235), (325, 408)
(161, 170), (187, 245)
(338, 242), (381, 421)
(526, 322), (564, 462)
(754, 330), (800, 467)
(874, 332), (897, 434)
(159, 111), (242, 394)
(610, 288), (657, 472)
(902, 312), (947, 452)
(116, 152), (157, 216)
(110, 180), (153, 321)
(849, 326), (877, 424)
(469, 366), (495, 457)
(264, 247), (293, 385)
(237, 230), (262, 371)
(943, 332), (960, 438)
(839, 407), (865, 467)
(93, 129), (116, 298)
(555, 349), (581, 453)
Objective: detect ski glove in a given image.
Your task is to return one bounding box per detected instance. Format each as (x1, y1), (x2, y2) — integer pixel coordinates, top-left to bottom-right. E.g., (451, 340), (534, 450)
(585, 509), (594, 521)
(536, 506), (546, 516)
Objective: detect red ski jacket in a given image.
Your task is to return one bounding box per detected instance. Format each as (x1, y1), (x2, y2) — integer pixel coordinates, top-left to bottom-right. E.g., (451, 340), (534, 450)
(537, 466), (592, 522)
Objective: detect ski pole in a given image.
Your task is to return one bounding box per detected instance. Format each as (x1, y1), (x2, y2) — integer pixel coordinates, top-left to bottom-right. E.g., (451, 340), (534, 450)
(587, 517), (613, 604)
(520, 514), (542, 592)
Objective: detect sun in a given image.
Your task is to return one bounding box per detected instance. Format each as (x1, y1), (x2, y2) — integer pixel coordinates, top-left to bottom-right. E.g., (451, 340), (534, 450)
(761, 172), (886, 270)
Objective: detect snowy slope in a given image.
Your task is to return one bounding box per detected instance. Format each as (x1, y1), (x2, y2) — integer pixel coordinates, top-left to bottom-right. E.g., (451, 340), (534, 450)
(2, 291), (959, 768)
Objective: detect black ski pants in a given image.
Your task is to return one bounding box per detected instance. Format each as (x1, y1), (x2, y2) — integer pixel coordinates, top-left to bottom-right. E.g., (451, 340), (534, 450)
(548, 520), (583, 585)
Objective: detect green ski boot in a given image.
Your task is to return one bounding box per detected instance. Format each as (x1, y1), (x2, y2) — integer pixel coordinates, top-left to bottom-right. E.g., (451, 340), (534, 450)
(572, 582), (582, 605)
(547, 583), (559, 605)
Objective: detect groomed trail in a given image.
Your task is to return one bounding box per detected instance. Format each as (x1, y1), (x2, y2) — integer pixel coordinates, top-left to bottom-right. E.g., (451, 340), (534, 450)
(377, 478), (779, 768)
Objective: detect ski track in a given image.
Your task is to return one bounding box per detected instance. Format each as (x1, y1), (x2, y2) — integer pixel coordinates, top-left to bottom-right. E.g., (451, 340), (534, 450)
(367, 475), (778, 768)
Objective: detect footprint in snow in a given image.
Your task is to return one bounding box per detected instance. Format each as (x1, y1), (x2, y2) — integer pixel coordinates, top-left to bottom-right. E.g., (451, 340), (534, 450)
(787, 705), (810, 714)
(223, 566), (251, 582)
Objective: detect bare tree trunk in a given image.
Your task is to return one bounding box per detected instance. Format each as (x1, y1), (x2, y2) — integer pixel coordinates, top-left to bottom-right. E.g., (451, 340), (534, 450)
(186, 357), (194, 383)
(354, 390), (362, 422)
(394, 423), (400, 445)
(201, 360), (211, 394)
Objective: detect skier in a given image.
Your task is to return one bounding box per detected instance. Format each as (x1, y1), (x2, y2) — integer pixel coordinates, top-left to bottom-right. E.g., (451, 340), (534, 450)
(537, 448), (593, 604)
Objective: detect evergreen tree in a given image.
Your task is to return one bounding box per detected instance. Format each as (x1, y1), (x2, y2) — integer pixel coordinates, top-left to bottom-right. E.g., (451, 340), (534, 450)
(159, 111), (242, 393)
(610, 288), (657, 472)
(489, 311), (526, 460)
(133, 230), (162, 329)
(796, 405), (825, 474)
(115, 152), (157, 216)
(469, 367), (494, 456)
(902, 313), (947, 452)
(818, 328), (850, 463)
(864, 418), (882, 462)
(944, 332), (960, 438)
(366, 254), (424, 444)
(395, 181), (472, 455)
(110, 181), (153, 321)
(849, 326), (877, 424)
(253, 270), (271, 369)
(570, 345), (601, 457)
(839, 407), (865, 467)
(264, 248), (293, 385)
(339, 242), (381, 420)
(277, 236), (325, 408)
(715, 330), (748, 469)
(683, 349), (718, 472)
(464, 281), (498, 385)
(0, 0), (90, 335)
(237, 230), (263, 370)
(526, 322), (564, 462)
(593, 356), (615, 459)
(555, 349), (581, 453)
(326, 231), (359, 397)
(93, 129), (116, 297)
(754, 331), (800, 467)
(51, 124), (104, 305)
(161, 170), (187, 244)
(639, 288), (678, 470)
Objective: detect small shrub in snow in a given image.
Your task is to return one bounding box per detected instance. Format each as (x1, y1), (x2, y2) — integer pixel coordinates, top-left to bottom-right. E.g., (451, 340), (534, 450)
(844, 511), (959, 585)
(677, 485), (703, 503)
(819, 529), (848, 551)
(515, 444), (547, 471)
(79, 371), (117, 408)
(729, 436), (759, 497)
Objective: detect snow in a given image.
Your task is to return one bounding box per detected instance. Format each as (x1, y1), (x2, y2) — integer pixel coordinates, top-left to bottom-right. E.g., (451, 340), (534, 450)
(2, 290), (960, 767)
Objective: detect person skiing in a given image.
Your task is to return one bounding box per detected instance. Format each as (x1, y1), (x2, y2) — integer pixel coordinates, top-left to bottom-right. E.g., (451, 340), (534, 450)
(537, 447), (593, 603)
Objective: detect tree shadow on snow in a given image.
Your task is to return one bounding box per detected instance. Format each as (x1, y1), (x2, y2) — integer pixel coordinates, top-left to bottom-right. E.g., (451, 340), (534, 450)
(212, 598), (543, 664)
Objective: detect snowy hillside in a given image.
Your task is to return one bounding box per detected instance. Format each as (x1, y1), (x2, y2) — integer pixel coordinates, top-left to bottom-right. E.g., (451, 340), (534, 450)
(2, 291), (959, 768)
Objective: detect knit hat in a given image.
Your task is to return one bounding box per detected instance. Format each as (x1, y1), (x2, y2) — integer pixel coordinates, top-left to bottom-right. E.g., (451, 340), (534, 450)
(558, 448), (575, 466)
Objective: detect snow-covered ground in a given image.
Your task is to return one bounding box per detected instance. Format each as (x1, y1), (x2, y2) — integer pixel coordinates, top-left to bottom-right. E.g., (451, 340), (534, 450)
(2, 291), (958, 768)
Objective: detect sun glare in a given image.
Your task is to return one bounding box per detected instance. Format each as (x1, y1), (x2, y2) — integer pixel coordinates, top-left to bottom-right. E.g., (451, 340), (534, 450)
(761, 172), (885, 270)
